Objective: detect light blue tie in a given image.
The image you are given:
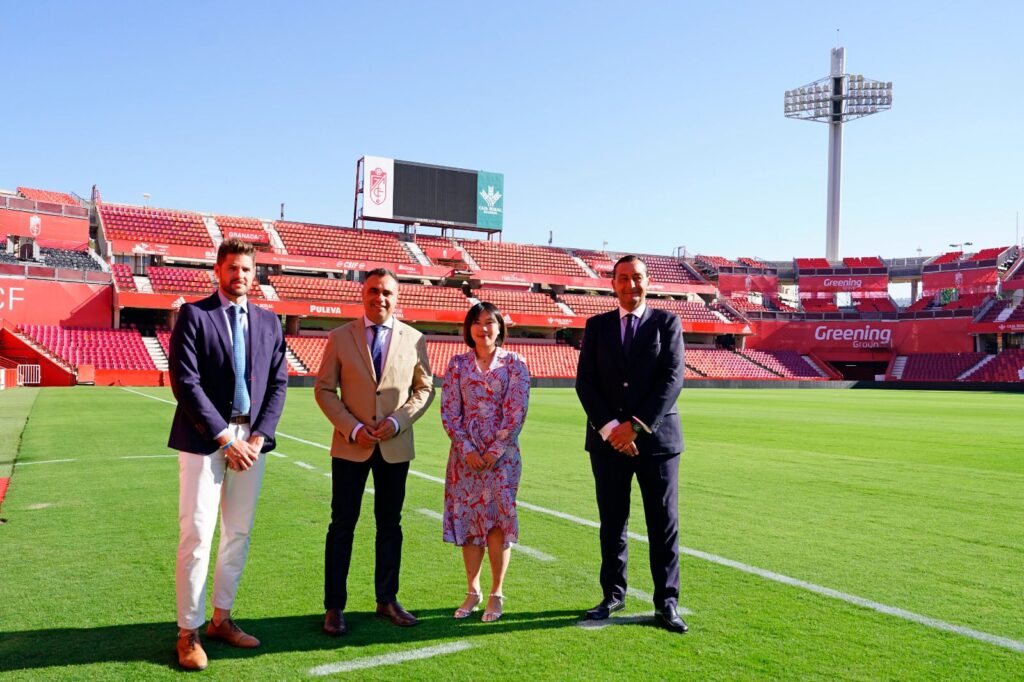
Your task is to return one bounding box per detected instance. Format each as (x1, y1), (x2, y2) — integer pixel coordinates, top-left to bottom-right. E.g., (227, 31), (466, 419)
(228, 304), (250, 415)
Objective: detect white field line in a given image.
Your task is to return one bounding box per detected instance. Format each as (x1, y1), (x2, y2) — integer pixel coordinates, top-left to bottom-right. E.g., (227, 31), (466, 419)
(122, 390), (1024, 655)
(577, 614), (655, 630)
(308, 641), (473, 676)
(120, 455), (177, 459)
(16, 459), (76, 466)
(294, 461), (316, 470)
(416, 507), (443, 520)
(270, 452), (288, 458)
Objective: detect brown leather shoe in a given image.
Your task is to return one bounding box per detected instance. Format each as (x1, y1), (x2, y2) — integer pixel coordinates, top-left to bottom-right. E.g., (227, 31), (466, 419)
(376, 601), (418, 627)
(177, 630), (208, 671)
(323, 608), (348, 636)
(206, 617), (261, 648)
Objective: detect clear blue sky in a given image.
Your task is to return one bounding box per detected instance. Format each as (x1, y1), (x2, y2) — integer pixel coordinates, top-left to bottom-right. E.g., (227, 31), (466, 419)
(4, 1), (1022, 261)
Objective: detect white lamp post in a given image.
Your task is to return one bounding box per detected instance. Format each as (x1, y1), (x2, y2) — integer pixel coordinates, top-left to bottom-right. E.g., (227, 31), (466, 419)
(785, 48), (893, 261)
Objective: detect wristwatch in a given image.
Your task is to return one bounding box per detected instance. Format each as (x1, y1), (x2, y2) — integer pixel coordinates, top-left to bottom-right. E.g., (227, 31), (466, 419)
(630, 419), (644, 434)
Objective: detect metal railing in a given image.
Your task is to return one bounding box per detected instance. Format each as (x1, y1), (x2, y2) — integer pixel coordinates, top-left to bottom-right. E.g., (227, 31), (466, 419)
(17, 364), (41, 385)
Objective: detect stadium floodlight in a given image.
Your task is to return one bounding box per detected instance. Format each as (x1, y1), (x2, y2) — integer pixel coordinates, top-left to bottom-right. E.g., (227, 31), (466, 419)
(949, 242), (973, 250)
(785, 48), (893, 262)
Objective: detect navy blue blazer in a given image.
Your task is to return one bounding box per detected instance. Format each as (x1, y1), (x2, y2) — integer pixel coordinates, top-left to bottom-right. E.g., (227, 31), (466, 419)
(575, 306), (685, 456)
(167, 292), (288, 454)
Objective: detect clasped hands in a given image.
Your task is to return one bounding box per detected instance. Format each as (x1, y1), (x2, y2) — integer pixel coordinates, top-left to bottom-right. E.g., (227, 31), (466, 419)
(224, 434), (264, 471)
(465, 450), (499, 472)
(608, 422), (639, 457)
(353, 419), (398, 448)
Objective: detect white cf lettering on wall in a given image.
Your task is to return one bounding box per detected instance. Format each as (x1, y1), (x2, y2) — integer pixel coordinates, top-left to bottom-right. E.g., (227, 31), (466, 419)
(0, 287), (26, 310)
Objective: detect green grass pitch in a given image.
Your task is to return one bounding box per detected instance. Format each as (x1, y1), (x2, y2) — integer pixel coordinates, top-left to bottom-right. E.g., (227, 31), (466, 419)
(0, 386), (1021, 680)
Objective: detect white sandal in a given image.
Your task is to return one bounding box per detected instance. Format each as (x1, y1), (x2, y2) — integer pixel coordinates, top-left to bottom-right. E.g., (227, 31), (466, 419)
(454, 591), (483, 619)
(482, 593), (504, 623)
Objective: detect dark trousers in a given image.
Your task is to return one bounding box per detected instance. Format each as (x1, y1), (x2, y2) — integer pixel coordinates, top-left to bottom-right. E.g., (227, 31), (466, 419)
(324, 447), (409, 611)
(590, 450), (680, 609)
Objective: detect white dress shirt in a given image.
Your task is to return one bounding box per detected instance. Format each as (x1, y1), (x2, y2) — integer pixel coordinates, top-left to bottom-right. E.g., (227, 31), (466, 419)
(350, 315), (401, 441)
(599, 303), (652, 441)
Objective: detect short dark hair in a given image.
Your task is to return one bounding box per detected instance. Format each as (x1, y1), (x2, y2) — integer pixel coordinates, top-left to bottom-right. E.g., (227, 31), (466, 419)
(463, 301), (506, 348)
(217, 238), (256, 265)
(364, 267), (398, 284)
(612, 254), (647, 278)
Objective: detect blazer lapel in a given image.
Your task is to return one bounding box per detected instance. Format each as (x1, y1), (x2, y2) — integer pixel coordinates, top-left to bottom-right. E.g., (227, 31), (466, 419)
(610, 311), (628, 370)
(247, 302), (259, 375)
(381, 321), (405, 384)
(207, 299), (233, 365)
(351, 321), (376, 379)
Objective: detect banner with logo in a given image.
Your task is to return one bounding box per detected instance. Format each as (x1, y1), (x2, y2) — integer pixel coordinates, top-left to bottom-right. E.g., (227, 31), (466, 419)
(798, 273), (888, 293)
(362, 156), (395, 220)
(746, 318), (973, 359)
(0, 278), (112, 327)
(718, 272), (779, 296)
(476, 172), (504, 229)
(222, 228), (269, 244)
(921, 268), (998, 296)
(0, 208), (90, 251)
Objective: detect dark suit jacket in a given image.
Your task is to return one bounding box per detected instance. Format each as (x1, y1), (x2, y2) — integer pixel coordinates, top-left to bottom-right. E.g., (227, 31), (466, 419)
(168, 292), (289, 454)
(575, 306), (685, 456)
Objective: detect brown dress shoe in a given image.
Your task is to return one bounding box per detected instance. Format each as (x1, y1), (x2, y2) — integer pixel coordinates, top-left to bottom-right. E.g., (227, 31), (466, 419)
(206, 618), (261, 648)
(323, 608), (348, 636)
(375, 601), (418, 627)
(177, 630), (208, 671)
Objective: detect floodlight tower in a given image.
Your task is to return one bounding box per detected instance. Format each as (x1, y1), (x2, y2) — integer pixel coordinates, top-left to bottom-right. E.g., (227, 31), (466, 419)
(785, 48), (893, 261)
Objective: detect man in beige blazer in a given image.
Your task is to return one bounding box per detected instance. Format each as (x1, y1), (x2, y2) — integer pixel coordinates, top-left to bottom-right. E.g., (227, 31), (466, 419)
(315, 268), (434, 636)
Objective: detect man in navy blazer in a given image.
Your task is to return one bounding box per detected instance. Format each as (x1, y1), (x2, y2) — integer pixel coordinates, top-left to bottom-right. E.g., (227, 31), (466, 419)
(575, 255), (688, 634)
(168, 238), (289, 670)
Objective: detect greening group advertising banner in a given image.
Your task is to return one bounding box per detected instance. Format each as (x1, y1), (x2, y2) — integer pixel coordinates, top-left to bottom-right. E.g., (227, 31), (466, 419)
(476, 171), (504, 229)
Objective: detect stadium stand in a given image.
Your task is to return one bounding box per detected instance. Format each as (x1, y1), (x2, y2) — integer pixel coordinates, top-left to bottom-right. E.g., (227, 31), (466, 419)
(573, 249), (618, 277)
(967, 247), (1007, 262)
(215, 215), (270, 245)
(426, 339), (579, 378)
(17, 187), (79, 205)
(903, 297), (935, 313)
(896, 352), (987, 381)
(99, 204), (213, 247)
(737, 257), (767, 268)
(737, 349), (827, 379)
(470, 288), (565, 316)
(853, 298), (898, 313)
(640, 255), (706, 284)
(695, 254), (738, 269)
(942, 293), (990, 311)
(685, 348), (778, 379)
(111, 263), (137, 291)
(460, 240), (587, 277)
(962, 349), (1024, 382)
(147, 267), (215, 295)
(976, 300), (1019, 323)
(41, 248), (102, 271)
(414, 235), (468, 266)
(929, 251), (963, 265)
(723, 297), (774, 313)
(558, 293), (617, 317)
(269, 275), (361, 302)
(19, 325), (156, 370)
(645, 298), (722, 322)
(286, 335), (328, 375)
(801, 298), (839, 312)
(0, 249), (18, 264)
(156, 330), (171, 358)
(795, 258), (831, 270)
(396, 284), (471, 312)
(274, 222), (413, 262)
(842, 256), (886, 268)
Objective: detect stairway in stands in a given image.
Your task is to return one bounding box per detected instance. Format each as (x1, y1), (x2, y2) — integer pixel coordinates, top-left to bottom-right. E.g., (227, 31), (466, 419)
(890, 356), (907, 380)
(285, 347), (308, 374)
(142, 336), (169, 371)
(202, 216), (224, 246)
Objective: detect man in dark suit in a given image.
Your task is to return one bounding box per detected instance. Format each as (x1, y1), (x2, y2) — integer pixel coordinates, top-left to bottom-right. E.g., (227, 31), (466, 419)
(168, 238), (289, 670)
(575, 254), (688, 634)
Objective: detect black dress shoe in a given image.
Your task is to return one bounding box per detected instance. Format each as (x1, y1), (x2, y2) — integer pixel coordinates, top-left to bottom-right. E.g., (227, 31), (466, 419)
(323, 609), (348, 636)
(583, 598), (625, 621)
(376, 601), (419, 627)
(654, 605), (688, 633)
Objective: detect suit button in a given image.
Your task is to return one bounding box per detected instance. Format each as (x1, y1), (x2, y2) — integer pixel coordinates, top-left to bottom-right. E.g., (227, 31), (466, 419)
(623, 382), (628, 388)
(376, 391), (381, 396)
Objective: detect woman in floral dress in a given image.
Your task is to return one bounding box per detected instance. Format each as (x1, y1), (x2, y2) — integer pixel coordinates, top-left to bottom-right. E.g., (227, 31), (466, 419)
(440, 301), (530, 623)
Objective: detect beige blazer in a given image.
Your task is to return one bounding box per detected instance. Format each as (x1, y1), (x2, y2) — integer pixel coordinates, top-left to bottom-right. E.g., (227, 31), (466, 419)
(314, 318), (435, 463)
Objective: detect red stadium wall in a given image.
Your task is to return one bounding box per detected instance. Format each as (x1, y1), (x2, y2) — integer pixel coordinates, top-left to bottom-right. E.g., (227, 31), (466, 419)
(0, 208), (89, 250)
(747, 318), (974, 361)
(921, 268), (998, 295)
(0, 278), (113, 327)
(0, 324), (76, 386)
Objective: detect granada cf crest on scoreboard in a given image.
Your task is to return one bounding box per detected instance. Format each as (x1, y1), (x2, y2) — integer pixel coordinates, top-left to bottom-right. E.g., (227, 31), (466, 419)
(359, 156), (503, 231)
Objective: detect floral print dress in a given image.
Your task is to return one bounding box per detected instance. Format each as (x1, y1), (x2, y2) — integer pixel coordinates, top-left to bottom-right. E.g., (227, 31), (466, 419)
(440, 348), (530, 548)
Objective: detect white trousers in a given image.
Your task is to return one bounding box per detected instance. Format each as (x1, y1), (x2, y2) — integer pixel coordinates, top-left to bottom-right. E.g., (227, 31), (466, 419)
(175, 423), (266, 629)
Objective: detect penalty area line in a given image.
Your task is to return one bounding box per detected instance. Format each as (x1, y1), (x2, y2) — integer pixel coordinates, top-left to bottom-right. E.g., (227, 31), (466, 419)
(308, 641), (473, 676)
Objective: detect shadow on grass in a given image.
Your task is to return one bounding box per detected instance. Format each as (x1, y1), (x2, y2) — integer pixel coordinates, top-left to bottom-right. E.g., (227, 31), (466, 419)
(0, 607), (585, 672)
